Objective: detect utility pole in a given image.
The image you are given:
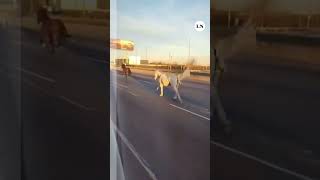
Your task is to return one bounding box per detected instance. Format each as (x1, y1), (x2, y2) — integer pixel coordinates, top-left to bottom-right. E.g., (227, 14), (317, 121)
(168, 52), (171, 70)
(145, 47), (148, 60)
(135, 47), (138, 58)
(82, 0), (86, 15)
(188, 39), (190, 61)
(307, 15), (311, 29)
(228, 8), (231, 28)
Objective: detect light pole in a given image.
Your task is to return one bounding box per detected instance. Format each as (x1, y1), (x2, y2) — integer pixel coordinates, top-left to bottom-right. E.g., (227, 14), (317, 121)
(145, 47), (150, 60)
(188, 39), (190, 60)
(82, 0), (86, 15)
(228, 8), (231, 28)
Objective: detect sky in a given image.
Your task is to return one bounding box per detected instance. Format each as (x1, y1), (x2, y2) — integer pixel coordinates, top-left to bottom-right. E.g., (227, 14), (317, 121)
(214, 0), (320, 14)
(111, 0), (210, 65)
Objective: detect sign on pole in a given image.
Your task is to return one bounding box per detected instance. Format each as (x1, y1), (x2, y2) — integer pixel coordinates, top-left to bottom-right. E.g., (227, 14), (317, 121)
(110, 39), (134, 51)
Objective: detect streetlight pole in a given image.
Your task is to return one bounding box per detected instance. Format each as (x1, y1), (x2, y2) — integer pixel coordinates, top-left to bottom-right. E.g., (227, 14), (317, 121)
(188, 39), (190, 61)
(82, 0), (86, 15)
(228, 8), (231, 28)
(145, 47), (148, 60)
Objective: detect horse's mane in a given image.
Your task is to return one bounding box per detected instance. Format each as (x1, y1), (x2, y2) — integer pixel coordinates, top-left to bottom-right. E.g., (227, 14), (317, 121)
(154, 69), (163, 75)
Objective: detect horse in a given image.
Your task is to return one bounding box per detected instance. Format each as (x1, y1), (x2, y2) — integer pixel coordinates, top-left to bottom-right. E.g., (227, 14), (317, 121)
(121, 64), (131, 80)
(37, 7), (71, 53)
(154, 67), (190, 103)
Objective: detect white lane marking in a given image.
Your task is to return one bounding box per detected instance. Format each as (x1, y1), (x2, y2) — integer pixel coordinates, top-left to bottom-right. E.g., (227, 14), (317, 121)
(59, 96), (95, 111)
(183, 102), (210, 114)
(0, 68), (96, 112)
(0, 67), (49, 93)
(16, 67), (56, 83)
(211, 141), (314, 180)
(169, 104), (210, 121)
(118, 83), (128, 89)
(85, 56), (109, 64)
(128, 91), (138, 97)
(140, 80), (153, 85)
(111, 121), (158, 180)
(110, 83), (138, 96)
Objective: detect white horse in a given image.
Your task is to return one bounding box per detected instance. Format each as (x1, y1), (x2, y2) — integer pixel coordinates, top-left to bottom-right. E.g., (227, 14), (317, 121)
(154, 68), (190, 103)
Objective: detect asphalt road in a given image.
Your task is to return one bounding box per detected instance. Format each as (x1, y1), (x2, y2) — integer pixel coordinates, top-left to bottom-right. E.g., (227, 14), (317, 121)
(213, 51), (320, 179)
(0, 26), (211, 180)
(0, 26), (109, 180)
(1, 24), (320, 180)
(110, 69), (210, 180)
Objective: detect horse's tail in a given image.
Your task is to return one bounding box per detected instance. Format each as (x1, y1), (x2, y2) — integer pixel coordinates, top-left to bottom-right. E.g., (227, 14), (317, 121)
(178, 67), (191, 81)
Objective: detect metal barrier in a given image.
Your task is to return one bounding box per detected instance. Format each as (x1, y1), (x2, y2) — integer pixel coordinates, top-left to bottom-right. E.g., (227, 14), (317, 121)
(126, 64), (210, 71)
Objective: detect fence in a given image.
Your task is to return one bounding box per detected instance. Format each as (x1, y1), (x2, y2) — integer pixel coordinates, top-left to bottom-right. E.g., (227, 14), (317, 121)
(124, 64), (210, 75)
(213, 10), (320, 28)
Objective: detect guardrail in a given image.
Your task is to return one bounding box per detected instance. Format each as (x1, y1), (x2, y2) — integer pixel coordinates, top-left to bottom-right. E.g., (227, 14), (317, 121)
(256, 31), (320, 46)
(120, 64), (210, 76)
(125, 64), (210, 71)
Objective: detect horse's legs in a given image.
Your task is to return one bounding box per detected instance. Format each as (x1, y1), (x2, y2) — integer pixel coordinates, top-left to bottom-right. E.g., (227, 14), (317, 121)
(40, 33), (46, 47)
(173, 86), (183, 103)
(48, 44), (54, 53)
(47, 37), (54, 53)
(48, 31), (55, 53)
(160, 83), (164, 96)
(52, 32), (60, 47)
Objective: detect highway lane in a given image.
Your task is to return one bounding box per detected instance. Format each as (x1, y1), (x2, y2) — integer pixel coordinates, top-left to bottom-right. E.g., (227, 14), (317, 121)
(110, 70), (210, 180)
(0, 27), (109, 180)
(0, 26), (22, 180)
(213, 52), (320, 179)
(2, 26), (210, 180)
(0, 70), (21, 180)
(211, 142), (307, 180)
(3, 25), (320, 180)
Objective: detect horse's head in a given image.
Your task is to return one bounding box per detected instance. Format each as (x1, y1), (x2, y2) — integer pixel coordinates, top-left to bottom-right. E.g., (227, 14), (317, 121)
(154, 70), (161, 80)
(37, 7), (49, 24)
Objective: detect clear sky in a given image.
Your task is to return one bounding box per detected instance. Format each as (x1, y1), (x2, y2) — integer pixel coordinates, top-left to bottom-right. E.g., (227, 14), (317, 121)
(111, 0), (210, 65)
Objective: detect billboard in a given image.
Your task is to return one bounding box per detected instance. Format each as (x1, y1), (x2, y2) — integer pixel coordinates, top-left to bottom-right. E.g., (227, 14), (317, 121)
(110, 39), (134, 51)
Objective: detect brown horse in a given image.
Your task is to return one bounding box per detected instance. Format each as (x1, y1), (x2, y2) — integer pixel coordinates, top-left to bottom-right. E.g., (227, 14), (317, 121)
(37, 7), (71, 53)
(121, 63), (131, 80)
